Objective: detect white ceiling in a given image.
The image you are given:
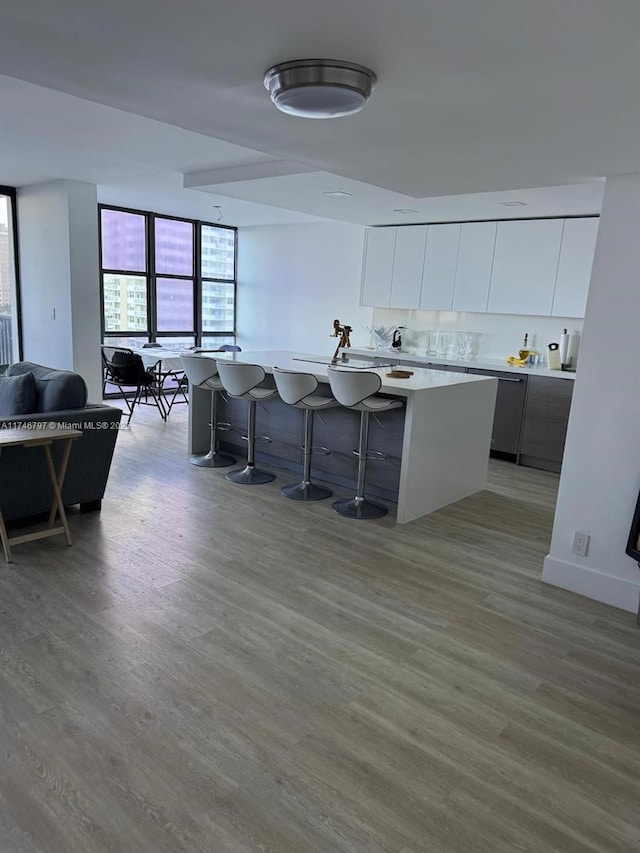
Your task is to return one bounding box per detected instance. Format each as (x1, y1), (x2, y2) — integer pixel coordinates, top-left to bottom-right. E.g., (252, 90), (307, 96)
(0, 0), (636, 226)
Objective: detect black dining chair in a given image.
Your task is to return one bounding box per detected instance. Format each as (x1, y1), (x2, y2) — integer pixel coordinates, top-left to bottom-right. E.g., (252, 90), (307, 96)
(101, 346), (167, 423)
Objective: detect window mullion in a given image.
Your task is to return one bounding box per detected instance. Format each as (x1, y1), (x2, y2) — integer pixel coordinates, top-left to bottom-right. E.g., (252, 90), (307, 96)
(147, 214), (156, 342)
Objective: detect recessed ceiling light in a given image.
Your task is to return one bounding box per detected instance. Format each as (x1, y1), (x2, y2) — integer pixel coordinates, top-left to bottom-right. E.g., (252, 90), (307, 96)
(393, 208), (419, 214)
(264, 59), (377, 119)
(324, 191), (353, 198)
(499, 201), (527, 207)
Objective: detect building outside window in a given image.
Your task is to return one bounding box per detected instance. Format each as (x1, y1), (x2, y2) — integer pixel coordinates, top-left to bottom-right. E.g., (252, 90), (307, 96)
(99, 205), (237, 349)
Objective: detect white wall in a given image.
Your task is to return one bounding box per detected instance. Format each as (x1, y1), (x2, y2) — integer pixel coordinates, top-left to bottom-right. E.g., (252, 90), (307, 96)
(17, 180), (102, 401)
(543, 175), (640, 613)
(372, 308), (583, 363)
(236, 221), (373, 353)
(18, 182), (73, 368)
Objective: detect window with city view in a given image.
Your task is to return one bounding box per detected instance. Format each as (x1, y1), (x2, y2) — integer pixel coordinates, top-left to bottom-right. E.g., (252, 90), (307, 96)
(0, 189), (21, 365)
(100, 206), (236, 349)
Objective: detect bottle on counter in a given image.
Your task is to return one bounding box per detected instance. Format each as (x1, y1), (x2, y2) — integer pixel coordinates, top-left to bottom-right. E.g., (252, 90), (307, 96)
(518, 332), (531, 361)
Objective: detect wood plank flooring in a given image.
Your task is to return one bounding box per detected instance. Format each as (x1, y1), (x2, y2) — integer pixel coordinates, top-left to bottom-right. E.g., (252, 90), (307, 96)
(1, 401), (639, 853)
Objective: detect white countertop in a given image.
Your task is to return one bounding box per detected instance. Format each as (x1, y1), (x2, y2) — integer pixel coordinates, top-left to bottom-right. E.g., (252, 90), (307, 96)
(345, 348), (577, 380)
(207, 350), (496, 397)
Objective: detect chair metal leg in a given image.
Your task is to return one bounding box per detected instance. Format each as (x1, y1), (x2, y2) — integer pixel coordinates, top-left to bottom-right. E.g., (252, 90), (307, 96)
(165, 375), (189, 415)
(125, 386), (141, 425)
(190, 390), (235, 468)
(332, 410), (388, 519)
(147, 384), (168, 421)
(281, 409), (332, 501)
(226, 400), (275, 484)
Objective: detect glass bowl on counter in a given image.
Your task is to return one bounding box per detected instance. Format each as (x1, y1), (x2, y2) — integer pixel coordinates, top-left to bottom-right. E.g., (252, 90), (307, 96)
(363, 324), (396, 350)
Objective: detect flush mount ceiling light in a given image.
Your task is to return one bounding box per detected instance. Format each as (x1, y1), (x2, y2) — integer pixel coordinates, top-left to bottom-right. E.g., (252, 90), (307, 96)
(264, 59), (377, 119)
(499, 201), (527, 207)
(324, 191), (353, 198)
(393, 208), (419, 214)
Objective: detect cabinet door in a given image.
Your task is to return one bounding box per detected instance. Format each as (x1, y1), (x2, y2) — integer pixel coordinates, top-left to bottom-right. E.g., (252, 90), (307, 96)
(467, 368), (527, 456)
(519, 376), (574, 472)
(389, 225), (427, 308)
(419, 224), (461, 310)
(452, 221), (497, 312)
(488, 219), (564, 315)
(360, 227), (395, 307)
(552, 217), (599, 318)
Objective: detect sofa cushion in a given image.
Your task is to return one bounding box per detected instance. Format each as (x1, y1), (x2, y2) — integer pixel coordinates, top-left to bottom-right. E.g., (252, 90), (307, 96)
(0, 372), (37, 416)
(5, 362), (88, 412)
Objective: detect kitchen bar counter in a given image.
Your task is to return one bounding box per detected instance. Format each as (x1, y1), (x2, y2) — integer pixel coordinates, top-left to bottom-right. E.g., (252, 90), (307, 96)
(346, 347), (577, 380)
(188, 351), (497, 524)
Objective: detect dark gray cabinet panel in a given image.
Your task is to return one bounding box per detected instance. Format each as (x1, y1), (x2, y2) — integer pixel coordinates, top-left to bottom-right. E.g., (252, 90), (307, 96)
(216, 390), (406, 500)
(466, 368), (527, 457)
(519, 376), (574, 472)
(216, 393), (249, 453)
(424, 362), (467, 373)
(363, 403), (405, 494)
(256, 397), (304, 463)
(310, 406), (359, 482)
(216, 394), (303, 463)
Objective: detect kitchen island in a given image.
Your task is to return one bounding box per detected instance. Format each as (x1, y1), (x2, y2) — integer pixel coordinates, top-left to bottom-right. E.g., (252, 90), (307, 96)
(188, 351), (497, 523)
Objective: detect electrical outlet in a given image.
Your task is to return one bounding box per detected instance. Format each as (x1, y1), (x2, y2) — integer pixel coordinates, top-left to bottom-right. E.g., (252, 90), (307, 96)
(572, 531), (590, 557)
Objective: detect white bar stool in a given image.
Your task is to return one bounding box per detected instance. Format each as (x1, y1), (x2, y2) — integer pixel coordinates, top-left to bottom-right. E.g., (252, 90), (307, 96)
(180, 355), (235, 468)
(216, 361), (278, 485)
(272, 367), (339, 501)
(327, 367), (403, 519)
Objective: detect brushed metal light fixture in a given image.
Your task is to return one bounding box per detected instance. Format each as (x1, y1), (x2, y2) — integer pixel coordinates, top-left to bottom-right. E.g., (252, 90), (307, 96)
(263, 59), (377, 119)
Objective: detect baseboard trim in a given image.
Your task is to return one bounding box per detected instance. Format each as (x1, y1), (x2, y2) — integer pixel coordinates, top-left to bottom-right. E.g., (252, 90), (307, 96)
(543, 555), (640, 614)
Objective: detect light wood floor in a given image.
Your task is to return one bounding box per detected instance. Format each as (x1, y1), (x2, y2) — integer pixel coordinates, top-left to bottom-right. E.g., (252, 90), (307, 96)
(1, 401), (639, 853)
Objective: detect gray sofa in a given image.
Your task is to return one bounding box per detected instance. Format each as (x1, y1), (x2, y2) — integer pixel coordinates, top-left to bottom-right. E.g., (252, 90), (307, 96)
(0, 362), (122, 522)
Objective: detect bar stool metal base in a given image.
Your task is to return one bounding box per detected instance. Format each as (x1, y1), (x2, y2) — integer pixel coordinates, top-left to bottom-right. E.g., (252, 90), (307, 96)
(190, 450), (236, 468)
(281, 481), (333, 501)
(226, 464), (275, 485)
(332, 496), (388, 519)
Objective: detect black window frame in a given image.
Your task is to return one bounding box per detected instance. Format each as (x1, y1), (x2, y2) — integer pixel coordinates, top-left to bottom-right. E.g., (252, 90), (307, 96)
(0, 185), (23, 363)
(99, 203), (237, 348)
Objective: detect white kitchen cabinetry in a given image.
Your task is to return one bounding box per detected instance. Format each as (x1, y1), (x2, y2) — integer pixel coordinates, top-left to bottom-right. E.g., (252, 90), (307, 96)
(390, 225), (427, 308)
(361, 216), (597, 316)
(552, 217), (599, 318)
(419, 223), (461, 310)
(488, 219), (564, 316)
(360, 227), (396, 307)
(452, 221), (497, 312)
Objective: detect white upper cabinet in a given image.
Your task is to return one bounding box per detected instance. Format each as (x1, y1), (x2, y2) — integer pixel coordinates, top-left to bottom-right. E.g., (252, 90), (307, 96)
(419, 223), (461, 310)
(452, 221), (497, 312)
(390, 225), (427, 308)
(552, 217), (599, 318)
(360, 216), (596, 316)
(488, 219), (564, 315)
(360, 227), (396, 307)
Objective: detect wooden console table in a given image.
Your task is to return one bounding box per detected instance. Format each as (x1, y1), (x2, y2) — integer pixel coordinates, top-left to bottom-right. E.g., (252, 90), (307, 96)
(0, 426), (82, 562)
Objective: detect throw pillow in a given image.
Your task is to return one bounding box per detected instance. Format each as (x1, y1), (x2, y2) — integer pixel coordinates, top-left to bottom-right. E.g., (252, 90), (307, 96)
(0, 372), (37, 416)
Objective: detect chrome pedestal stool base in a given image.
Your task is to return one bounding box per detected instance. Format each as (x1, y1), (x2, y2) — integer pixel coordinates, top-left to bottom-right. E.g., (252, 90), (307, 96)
(226, 464), (275, 485)
(332, 495), (388, 520)
(190, 450), (235, 468)
(281, 481), (333, 501)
